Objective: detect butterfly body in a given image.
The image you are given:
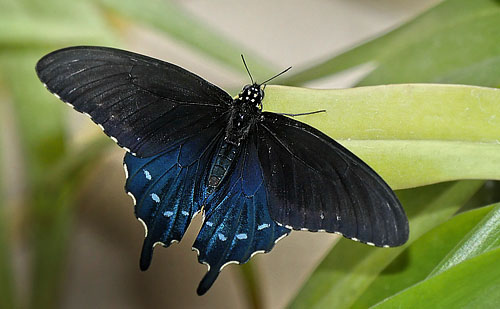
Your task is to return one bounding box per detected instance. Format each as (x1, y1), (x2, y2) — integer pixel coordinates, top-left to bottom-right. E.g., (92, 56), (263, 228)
(35, 46), (409, 295)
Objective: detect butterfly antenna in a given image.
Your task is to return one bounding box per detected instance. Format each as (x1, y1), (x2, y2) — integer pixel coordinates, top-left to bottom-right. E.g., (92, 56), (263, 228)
(241, 54), (254, 84)
(261, 66), (292, 85)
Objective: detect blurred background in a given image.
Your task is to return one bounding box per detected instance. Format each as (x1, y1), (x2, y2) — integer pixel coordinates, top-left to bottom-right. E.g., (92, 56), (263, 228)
(1, 0), (500, 308)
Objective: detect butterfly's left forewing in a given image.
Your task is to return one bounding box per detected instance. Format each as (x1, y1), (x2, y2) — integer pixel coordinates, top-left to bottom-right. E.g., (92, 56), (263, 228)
(257, 113), (408, 247)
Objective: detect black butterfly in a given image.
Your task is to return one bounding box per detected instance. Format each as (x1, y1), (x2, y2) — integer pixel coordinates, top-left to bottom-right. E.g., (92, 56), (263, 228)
(36, 46), (408, 295)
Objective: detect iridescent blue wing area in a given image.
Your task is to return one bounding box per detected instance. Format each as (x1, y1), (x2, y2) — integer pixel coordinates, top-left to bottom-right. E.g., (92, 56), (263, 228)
(193, 133), (290, 295)
(124, 119), (227, 270)
(257, 113), (408, 247)
(36, 46), (232, 157)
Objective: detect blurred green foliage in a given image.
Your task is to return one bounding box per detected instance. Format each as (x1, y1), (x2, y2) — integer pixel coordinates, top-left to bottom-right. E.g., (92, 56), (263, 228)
(0, 0), (499, 308)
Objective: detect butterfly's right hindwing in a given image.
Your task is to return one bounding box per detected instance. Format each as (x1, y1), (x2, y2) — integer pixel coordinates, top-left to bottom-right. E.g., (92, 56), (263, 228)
(36, 46), (233, 157)
(124, 119), (226, 270)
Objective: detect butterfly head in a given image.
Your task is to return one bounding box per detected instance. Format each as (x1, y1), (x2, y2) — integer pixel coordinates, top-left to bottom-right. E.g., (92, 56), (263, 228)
(237, 84), (264, 109)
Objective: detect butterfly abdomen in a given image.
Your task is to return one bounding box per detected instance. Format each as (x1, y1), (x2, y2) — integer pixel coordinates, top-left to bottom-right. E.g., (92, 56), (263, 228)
(207, 142), (239, 193)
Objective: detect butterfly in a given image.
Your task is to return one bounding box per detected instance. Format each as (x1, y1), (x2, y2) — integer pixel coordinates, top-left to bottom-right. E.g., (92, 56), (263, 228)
(36, 46), (409, 295)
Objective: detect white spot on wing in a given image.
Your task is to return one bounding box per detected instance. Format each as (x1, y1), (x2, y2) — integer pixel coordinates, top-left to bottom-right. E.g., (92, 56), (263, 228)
(110, 136), (118, 143)
(236, 233), (247, 240)
(83, 112), (92, 119)
(206, 221), (214, 227)
(163, 211), (174, 217)
(218, 233), (227, 241)
(383, 245), (390, 248)
(257, 223), (270, 230)
(351, 237), (359, 242)
(143, 169), (152, 180)
(98, 124), (105, 131)
(367, 242), (375, 246)
(181, 210), (189, 216)
(151, 193), (160, 203)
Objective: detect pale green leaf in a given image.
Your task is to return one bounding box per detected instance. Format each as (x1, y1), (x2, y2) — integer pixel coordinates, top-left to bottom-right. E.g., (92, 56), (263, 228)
(373, 247), (500, 308)
(264, 84), (500, 189)
(288, 180), (483, 309)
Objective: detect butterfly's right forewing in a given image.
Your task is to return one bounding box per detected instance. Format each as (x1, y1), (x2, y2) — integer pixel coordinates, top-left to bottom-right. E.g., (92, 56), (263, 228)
(36, 46), (233, 157)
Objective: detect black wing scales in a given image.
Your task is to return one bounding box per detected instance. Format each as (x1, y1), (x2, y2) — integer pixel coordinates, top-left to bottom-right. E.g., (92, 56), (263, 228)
(36, 46), (232, 157)
(257, 113), (408, 247)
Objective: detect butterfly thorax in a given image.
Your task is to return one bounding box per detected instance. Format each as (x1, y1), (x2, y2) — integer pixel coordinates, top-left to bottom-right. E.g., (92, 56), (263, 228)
(224, 84), (263, 146)
(206, 84), (264, 193)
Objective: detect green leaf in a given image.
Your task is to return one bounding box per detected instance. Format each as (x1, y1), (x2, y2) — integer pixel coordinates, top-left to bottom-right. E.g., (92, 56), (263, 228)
(288, 180), (483, 309)
(351, 204), (494, 308)
(284, 0), (500, 87)
(429, 203), (500, 277)
(373, 247), (500, 308)
(96, 0), (276, 78)
(0, 0), (115, 48)
(264, 84), (500, 189)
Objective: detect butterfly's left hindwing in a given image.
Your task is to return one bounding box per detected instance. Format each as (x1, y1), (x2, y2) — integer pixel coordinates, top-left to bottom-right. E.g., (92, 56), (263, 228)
(124, 119), (226, 270)
(193, 133), (290, 295)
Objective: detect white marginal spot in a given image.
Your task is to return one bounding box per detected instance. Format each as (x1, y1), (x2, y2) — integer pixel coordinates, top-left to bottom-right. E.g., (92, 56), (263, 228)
(170, 239), (179, 244)
(383, 245), (390, 248)
(137, 218), (148, 237)
(65, 102), (74, 108)
(97, 124), (105, 131)
(334, 231), (343, 236)
(181, 210), (189, 216)
(123, 164), (129, 179)
(218, 233), (227, 241)
(300, 228), (308, 231)
(257, 223), (270, 230)
(351, 237), (360, 242)
(151, 193), (160, 203)
(192, 247), (200, 256)
(54, 93), (61, 99)
(143, 169), (152, 180)
(202, 261), (211, 272)
(153, 241), (166, 248)
(123, 147), (131, 153)
(367, 242), (375, 247)
(221, 260), (239, 271)
(127, 192), (136, 205)
(163, 211), (174, 217)
(285, 225), (293, 230)
(83, 112), (92, 119)
(318, 229), (326, 233)
(110, 136), (118, 143)
(236, 233), (247, 240)
(206, 221), (214, 227)
(250, 250), (265, 258)
(274, 233), (288, 244)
